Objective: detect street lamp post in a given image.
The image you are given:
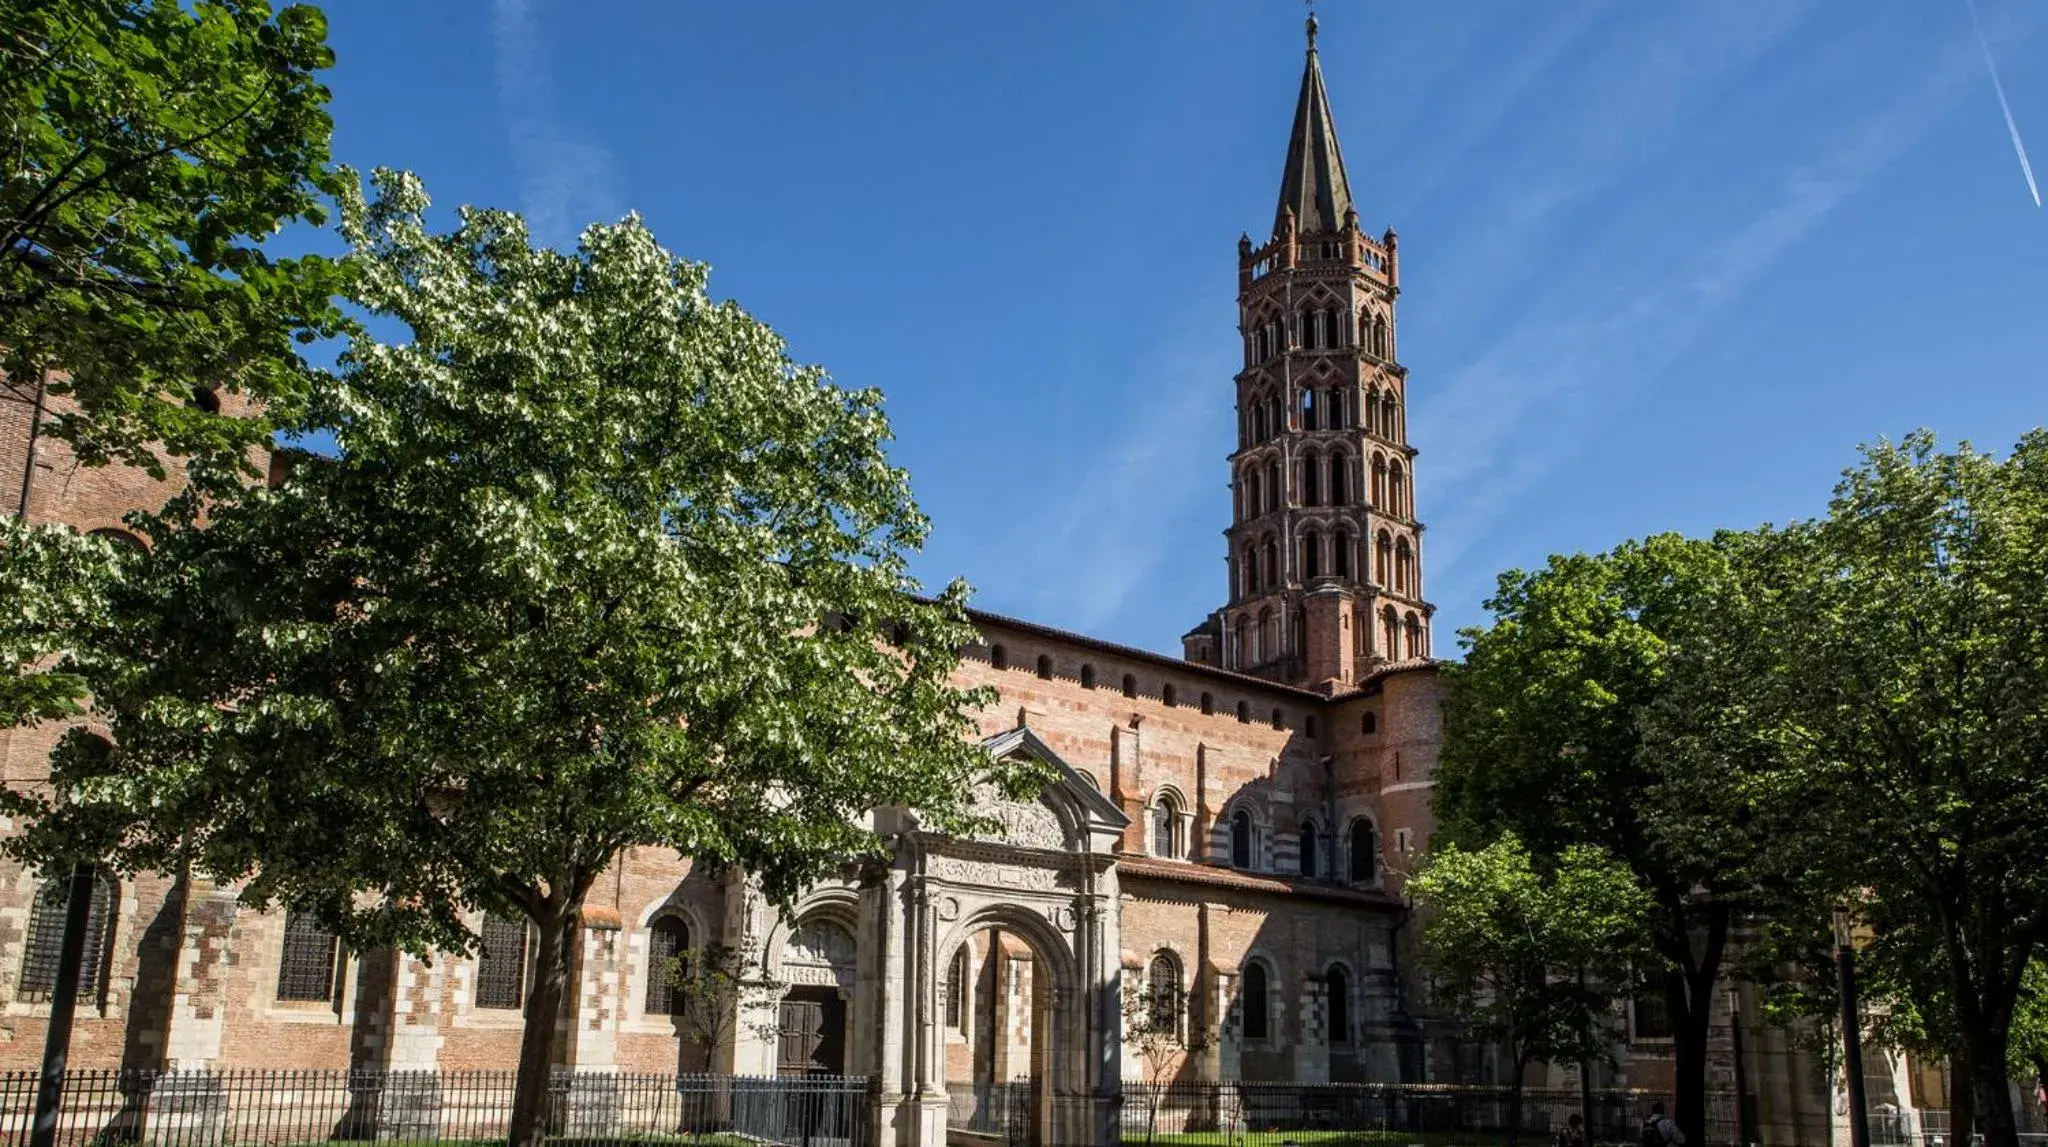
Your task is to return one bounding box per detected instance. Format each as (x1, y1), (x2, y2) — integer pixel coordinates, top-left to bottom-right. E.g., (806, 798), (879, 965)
(1835, 907), (1870, 1147)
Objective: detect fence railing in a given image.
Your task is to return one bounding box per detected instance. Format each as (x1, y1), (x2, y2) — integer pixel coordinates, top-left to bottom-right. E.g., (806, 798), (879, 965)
(945, 1079), (1038, 1147)
(1119, 1080), (1737, 1147)
(0, 1069), (871, 1147)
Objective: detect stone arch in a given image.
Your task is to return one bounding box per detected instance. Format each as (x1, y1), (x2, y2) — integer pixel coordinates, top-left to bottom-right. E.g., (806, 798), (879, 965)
(1149, 784), (1189, 860)
(934, 903), (1088, 1145)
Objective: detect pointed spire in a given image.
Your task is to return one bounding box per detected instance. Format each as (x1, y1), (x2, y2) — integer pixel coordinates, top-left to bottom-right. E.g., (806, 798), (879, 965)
(1274, 12), (1356, 237)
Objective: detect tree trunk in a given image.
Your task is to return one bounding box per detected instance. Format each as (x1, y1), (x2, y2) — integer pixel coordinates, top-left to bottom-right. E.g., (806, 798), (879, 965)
(508, 905), (577, 1147)
(1664, 903), (1729, 1147)
(1963, 1024), (2018, 1147)
(1507, 1052), (1530, 1147)
(1947, 1051), (1974, 1147)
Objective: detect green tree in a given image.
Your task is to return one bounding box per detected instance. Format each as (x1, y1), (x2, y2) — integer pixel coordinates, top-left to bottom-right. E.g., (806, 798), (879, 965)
(1436, 534), (1753, 1147)
(4, 170), (1036, 1147)
(1410, 835), (1650, 1147)
(1121, 974), (1214, 1145)
(0, 519), (124, 728)
(662, 942), (782, 1069)
(1, 0), (347, 490)
(1656, 432), (2048, 1147)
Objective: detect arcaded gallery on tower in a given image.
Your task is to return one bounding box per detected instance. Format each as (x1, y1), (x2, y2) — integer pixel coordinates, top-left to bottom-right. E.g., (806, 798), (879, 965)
(0, 17), (1960, 1147)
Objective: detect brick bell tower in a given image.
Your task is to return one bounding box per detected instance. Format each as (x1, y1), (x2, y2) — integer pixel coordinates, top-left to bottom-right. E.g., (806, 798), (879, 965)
(1182, 13), (1433, 691)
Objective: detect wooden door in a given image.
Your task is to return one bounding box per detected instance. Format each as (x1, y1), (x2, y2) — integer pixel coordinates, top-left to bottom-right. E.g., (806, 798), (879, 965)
(777, 987), (847, 1076)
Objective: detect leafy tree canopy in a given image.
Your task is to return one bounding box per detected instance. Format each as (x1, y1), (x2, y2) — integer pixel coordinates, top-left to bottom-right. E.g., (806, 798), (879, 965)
(3, 169), (1035, 1146)
(1411, 834), (1649, 1146)
(1, 0), (348, 489)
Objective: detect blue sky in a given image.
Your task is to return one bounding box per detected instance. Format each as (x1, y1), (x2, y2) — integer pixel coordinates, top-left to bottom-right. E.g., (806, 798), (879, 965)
(319, 0), (2048, 657)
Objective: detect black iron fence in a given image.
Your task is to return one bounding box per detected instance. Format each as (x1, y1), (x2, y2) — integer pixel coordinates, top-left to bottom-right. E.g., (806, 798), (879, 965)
(1120, 1080), (1738, 1147)
(0, 1069), (870, 1147)
(946, 1080), (1039, 1147)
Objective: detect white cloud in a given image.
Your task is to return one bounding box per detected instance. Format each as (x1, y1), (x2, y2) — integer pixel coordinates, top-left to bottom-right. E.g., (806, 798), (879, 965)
(491, 0), (624, 246)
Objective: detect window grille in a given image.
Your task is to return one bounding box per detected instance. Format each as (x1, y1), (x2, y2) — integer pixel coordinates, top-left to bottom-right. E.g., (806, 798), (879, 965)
(475, 915), (528, 1010)
(276, 909), (340, 1002)
(945, 946), (967, 1029)
(18, 872), (114, 1003)
(644, 916), (689, 1016)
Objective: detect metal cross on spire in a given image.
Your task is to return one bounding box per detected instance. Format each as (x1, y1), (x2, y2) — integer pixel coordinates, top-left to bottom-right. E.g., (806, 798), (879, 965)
(1305, 0), (1319, 49)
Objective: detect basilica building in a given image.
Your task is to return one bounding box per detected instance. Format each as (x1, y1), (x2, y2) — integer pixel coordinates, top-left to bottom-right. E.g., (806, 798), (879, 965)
(0, 18), (1962, 1147)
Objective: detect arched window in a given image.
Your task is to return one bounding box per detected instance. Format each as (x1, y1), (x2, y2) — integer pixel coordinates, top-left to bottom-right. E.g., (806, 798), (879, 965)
(1388, 397), (1404, 441)
(1122, 673), (1137, 698)
(1382, 606), (1400, 658)
(1335, 530), (1352, 578)
(1081, 664), (1096, 689)
(1230, 810), (1254, 868)
(1361, 711), (1378, 734)
(1153, 792), (1183, 859)
(1263, 540), (1279, 590)
(1300, 821), (1321, 878)
(645, 915), (690, 1015)
(945, 944), (968, 1029)
(1406, 612), (1424, 660)
(1243, 469), (1260, 520)
(1301, 390), (1318, 431)
(1331, 455), (1350, 504)
(990, 644), (1007, 670)
(1241, 961), (1270, 1041)
(18, 870), (115, 1004)
(277, 908), (341, 1002)
(1348, 819), (1378, 884)
(1162, 683), (1178, 708)
(1391, 462), (1408, 518)
(1395, 538), (1413, 594)
(1036, 654), (1053, 680)
(1328, 965), (1353, 1044)
(1371, 454), (1388, 508)
(1375, 532), (1392, 586)
(1235, 700), (1250, 724)
(1302, 454), (1320, 506)
(1271, 708), (1285, 730)
(1266, 461), (1281, 510)
(1231, 617), (1247, 666)
(1304, 531), (1321, 579)
(1259, 607), (1276, 660)
(1200, 691), (1215, 716)
(1148, 951), (1184, 1034)
(476, 914), (530, 1010)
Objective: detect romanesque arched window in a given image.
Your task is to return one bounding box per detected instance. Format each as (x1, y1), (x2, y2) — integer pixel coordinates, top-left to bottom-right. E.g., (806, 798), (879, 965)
(1349, 819), (1378, 884)
(1271, 708), (1285, 730)
(990, 644), (1007, 670)
(1230, 810), (1255, 868)
(1391, 461), (1408, 518)
(1241, 960), (1271, 1041)
(1163, 683), (1177, 708)
(1334, 530), (1352, 578)
(1327, 964), (1353, 1044)
(1232, 618), (1247, 667)
(1236, 700), (1250, 725)
(1037, 654), (1053, 680)
(1330, 453), (1350, 504)
(1301, 390), (1318, 431)
(1361, 711), (1378, 734)
(1081, 664), (1097, 689)
(1375, 532), (1392, 586)
(1153, 791), (1183, 859)
(1388, 396), (1404, 442)
(1304, 530), (1321, 579)
(1395, 538), (1413, 594)
(1301, 453), (1320, 506)
(1300, 821), (1321, 878)
(1148, 951), (1184, 1035)
(475, 914), (529, 1010)
(1266, 460), (1281, 510)
(1122, 673), (1138, 699)
(276, 907), (341, 1003)
(1201, 691), (1215, 716)
(18, 870), (115, 1004)
(1371, 453), (1388, 508)
(1243, 468), (1260, 520)
(1382, 606), (1400, 658)
(1406, 612), (1424, 660)
(1258, 607), (1276, 660)
(645, 915), (690, 1015)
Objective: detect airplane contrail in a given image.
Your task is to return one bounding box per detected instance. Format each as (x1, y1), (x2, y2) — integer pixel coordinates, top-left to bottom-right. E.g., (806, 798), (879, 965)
(1964, 0), (2042, 207)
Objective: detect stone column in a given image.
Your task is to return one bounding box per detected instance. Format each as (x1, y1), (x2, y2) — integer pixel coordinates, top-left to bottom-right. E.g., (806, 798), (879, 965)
(721, 870), (779, 1077)
(558, 913), (623, 1139)
(151, 882), (238, 1145)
